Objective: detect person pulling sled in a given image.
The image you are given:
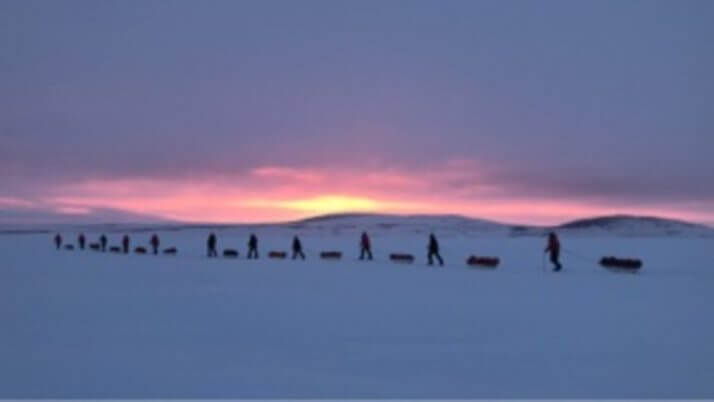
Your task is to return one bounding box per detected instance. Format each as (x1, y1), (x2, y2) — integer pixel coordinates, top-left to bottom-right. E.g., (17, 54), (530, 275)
(427, 233), (444, 266)
(359, 231), (373, 260)
(207, 233), (218, 258)
(100, 234), (107, 252)
(122, 235), (130, 254)
(150, 234), (160, 255)
(545, 232), (563, 272)
(247, 234), (259, 259)
(292, 236), (305, 260)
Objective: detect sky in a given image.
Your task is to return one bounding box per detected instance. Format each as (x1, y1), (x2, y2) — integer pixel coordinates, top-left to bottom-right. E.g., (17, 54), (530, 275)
(1, 0), (713, 225)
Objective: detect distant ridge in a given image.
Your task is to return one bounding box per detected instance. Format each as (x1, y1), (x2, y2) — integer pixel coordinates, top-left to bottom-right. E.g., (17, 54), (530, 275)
(296, 212), (509, 226)
(296, 213), (713, 237)
(300, 212), (712, 228)
(555, 214), (713, 236)
(2, 212), (711, 237)
(558, 214), (709, 230)
(297, 212), (393, 223)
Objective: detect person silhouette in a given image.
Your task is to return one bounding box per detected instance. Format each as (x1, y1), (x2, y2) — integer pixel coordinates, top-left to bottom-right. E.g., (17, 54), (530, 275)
(359, 231), (373, 260)
(247, 234), (259, 259)
(54, 233), (62, 250)
(207, 233), (218, 258)
(427, 233), (444, 266)
(545, 232), (563, 272)
(122, 235), (130, 254)
(150, 234), (160, 255)
(100, 234), (107, 252)
(292, 236), (305, 260)
(78, 233), (86, 250)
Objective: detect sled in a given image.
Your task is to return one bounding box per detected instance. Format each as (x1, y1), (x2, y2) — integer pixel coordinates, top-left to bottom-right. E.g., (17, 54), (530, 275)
(223, 249), (239, 258)
(64, 244), (75, 251)
(600, 256), (643, 272)
(466, 255), (500, 268)
(390, 253), (415, 264)
(320, 251), (342, 260)
(269, 251), (287, 259)
(163, 247), (178, 255)
(109, 246), (121, 253)
(89, 243), (101, 251)
(134, 247), (147, 255)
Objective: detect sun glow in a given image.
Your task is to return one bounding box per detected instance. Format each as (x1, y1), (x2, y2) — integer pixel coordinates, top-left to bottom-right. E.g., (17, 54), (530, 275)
(241, 195), (420, 216)
(275, 195), (380, 212)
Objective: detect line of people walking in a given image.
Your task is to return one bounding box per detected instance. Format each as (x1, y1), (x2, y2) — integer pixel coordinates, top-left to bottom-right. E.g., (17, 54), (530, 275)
(204, 231), (452, 267)
(54, 230), (564, 272)
(207, 232), (310, 260)
(203, 230), (562, 270)
(53, 233), (165, 255)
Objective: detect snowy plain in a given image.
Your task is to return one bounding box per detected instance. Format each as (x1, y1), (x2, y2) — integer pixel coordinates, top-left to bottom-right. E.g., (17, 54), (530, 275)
(1, 215), (713, 398)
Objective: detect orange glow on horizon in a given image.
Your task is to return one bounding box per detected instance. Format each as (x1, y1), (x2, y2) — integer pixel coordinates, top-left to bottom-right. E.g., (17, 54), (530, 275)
(31, 164), (714, 226)
(247, 195), (382, 214)
(240, 195), (428, 216)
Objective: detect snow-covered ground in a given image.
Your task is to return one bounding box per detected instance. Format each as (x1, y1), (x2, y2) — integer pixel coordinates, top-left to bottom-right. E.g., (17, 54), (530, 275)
(1, 217), (713, 398)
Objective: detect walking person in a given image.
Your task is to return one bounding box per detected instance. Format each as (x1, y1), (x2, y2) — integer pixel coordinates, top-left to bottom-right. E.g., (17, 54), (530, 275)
(292, 236), (305, 260)
(150, 234), (160, 255)
(100, 234), (107, 252)
(207, 233), (218, 258)
(247, 233), (259, 259)
(427, 233), (444, 266)
(78, 233), (86, 250)
(54, 233), (62, 250)
(359, 231), (373, 260)
(545, 232), (563, 272)
(122, 235), (130, 254)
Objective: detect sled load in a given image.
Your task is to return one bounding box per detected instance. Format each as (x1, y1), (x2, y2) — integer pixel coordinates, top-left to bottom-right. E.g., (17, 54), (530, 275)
(466, 255), (500, 268)
(134, 247), (147, 254)
(269, 251), (287, 259)
(109, 246), (121, 253)
(163, 247), (177, 255)
(89, 243), (101, 251)
(64, 244), (75, 251)
(223, 249), (239, 258)
(320, 251), (342, 260)
(600, 256), (643, 272)
(390, 253), (415, 264)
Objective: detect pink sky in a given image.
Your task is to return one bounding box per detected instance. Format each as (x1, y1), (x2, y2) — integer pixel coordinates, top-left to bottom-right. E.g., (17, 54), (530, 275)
(7, 162), (710, 226)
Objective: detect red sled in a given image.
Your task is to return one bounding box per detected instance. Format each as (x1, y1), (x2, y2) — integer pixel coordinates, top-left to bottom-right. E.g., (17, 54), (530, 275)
(269, 251), (287, 259)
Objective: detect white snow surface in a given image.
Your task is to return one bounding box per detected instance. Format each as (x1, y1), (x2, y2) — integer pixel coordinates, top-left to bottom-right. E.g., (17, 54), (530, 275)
(2, 218), (714, 398)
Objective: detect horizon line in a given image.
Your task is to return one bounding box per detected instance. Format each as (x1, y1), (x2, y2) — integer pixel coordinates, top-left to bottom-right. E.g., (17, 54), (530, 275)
(1, 211), (712, 229)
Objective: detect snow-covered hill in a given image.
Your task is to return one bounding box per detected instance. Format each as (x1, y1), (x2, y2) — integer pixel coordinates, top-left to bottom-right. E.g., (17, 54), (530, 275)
(291, 213), (511, 236)
(557, 214), (714, 237)
(292, 213), (714, 238)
